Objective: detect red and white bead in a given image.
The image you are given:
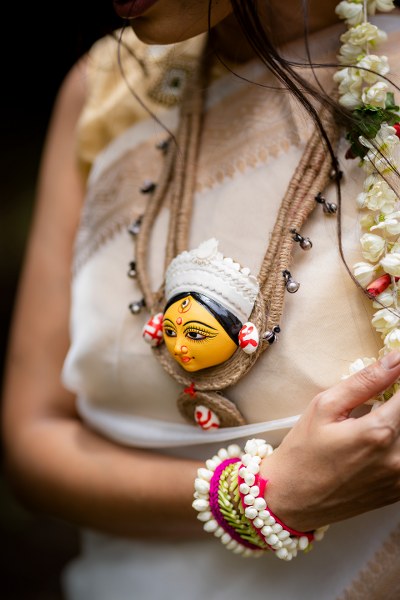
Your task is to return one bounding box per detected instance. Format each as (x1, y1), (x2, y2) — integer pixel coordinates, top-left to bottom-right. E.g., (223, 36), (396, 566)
(194, 405), (220, 430)
(238, 322), (259, 354)
(142, 313), (164, 347)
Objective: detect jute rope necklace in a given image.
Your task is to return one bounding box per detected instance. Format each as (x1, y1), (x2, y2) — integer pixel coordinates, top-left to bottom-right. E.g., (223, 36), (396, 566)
(128, 39), (340, 429)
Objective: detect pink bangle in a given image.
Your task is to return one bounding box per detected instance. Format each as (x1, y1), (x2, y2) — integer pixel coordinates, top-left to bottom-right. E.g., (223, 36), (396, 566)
(209, 458), (261, 550)
(192, 444), (267, 557)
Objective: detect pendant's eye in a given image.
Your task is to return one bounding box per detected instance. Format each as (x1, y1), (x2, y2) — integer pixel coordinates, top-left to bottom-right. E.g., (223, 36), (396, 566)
(164, 328), (177, 338)
(186, 331), (206, 341)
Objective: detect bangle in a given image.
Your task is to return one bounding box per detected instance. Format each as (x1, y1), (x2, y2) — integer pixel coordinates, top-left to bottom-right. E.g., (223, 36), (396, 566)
(193, 445), (267, 556)
(193, 438), (329, 560)
(237, 439), (329, 560)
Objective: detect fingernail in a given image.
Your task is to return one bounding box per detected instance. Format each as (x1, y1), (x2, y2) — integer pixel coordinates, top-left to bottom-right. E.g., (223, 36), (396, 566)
(381, 351), (400, 370)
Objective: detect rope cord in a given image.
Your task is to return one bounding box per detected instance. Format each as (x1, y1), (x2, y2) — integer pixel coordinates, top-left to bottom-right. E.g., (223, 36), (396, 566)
(131, 38), (340, 420)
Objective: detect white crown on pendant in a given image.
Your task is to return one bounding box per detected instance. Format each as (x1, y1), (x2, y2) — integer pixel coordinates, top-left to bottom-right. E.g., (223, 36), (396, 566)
(165, 238), (259, 324)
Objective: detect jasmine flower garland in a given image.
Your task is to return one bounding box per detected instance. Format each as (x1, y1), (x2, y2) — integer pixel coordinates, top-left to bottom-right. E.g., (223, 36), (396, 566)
(335, 0), (400, 404)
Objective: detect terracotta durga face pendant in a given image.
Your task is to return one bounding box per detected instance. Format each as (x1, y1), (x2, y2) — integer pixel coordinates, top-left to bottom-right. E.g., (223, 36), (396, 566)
(142, 238), (261, 428)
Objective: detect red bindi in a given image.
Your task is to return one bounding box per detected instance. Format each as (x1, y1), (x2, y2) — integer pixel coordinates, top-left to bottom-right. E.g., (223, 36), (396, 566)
(176, 317), (182, 325)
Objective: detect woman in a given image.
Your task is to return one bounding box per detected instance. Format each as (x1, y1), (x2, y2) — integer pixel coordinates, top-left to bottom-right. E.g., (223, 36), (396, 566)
(2, 0), (400, 597)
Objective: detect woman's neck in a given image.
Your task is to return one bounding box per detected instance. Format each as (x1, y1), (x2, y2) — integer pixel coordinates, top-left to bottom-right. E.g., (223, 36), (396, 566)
(213, 0), (341, 62)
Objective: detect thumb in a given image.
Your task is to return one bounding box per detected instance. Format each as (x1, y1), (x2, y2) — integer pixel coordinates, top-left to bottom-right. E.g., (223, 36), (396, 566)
(321, 351), (400, 418)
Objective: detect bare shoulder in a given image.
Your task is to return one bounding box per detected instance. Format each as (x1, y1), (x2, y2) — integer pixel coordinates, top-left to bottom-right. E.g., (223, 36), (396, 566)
(54, 54), (89, 120)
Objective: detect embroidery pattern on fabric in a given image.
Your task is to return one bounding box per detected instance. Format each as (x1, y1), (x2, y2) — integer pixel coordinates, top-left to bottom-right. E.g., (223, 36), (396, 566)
(73, 71), (304, 274)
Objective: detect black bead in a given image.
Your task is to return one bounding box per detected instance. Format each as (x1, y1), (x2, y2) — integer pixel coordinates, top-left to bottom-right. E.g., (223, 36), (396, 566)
(156, 138), (170, 153)
(282, 269), (300, 293)
(263, 325), (281, 345)
(323, 202), (338, 215)
(290, 228), (302, 243)
(127, 261), (137, 278)
(128, 216), (143, 236)
(263, 330), (276, 344)
(290, 228), (312, 250)
(315, 192), (337, 215)
(140, 180), (157, 194)
(300, 238), (312, 251)
(286, 279), (300, 293)
(329, 168), (343, 181)
(128, 298), (146, 314)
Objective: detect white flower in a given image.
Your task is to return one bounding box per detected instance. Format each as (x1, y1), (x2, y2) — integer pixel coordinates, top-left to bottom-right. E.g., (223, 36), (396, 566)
(380, 252), (400, 276)
(361, 123), (399, 151)
(384, 327), (400, 350)
(371, 307), (400, 332)
(339, 90), (363, 109)
(360, 232), (386, 261)
(336, 1), (364, 26)
(370, 211), (400, 235)
(361, 81), (389, 107)
(357, 175), (398, 214)
(361, 124), (400, 174)
(342, 356), (376, 380)
(348, 356), (377, 375)
(372, 288), (396, 308)
(367, 0), (396, 17)
(334, 67), (364, 94)
(340, 22), (388, 47)
(375, 0), (396, 12)
(360, 213), (376, 230)
(360, 157), (376, 175)
(357, 54), (390, 85)
(350, 356), (377, 373)
(362, 149), (400, 175)
(338, 43), (365, 65)
(353, 261), (378, 285)
(336, 54), (390, 106)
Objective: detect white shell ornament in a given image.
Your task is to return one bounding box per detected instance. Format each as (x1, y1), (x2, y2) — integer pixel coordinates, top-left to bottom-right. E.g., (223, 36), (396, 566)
(142, 313), (164, 347)
(194, 405), (221, 430)
(238, 322), (259, 354)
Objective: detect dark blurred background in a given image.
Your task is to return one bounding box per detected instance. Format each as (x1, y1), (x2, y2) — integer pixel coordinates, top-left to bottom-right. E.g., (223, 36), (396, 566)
(1, 3), (122, 598)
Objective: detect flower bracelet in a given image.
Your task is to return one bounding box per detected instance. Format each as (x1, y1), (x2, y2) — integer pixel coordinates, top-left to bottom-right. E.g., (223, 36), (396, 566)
(192, 438), (329, 560)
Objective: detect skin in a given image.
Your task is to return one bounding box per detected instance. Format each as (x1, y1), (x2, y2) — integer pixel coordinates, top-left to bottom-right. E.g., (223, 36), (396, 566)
(2, 0), (400, 541)
(125, 0), (233, 45)
(162, 295), (237, 372)
(126, 0), (341, 59)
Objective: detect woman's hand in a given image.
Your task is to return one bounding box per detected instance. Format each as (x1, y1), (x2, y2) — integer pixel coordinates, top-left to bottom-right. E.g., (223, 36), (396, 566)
(260, 351), (400, 532)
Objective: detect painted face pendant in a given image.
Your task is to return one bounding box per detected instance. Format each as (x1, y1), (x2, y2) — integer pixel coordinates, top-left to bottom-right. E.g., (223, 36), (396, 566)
(162, 294), (238, 372)
(142, 239), (261, 373)
(141, 239), (263, 429)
